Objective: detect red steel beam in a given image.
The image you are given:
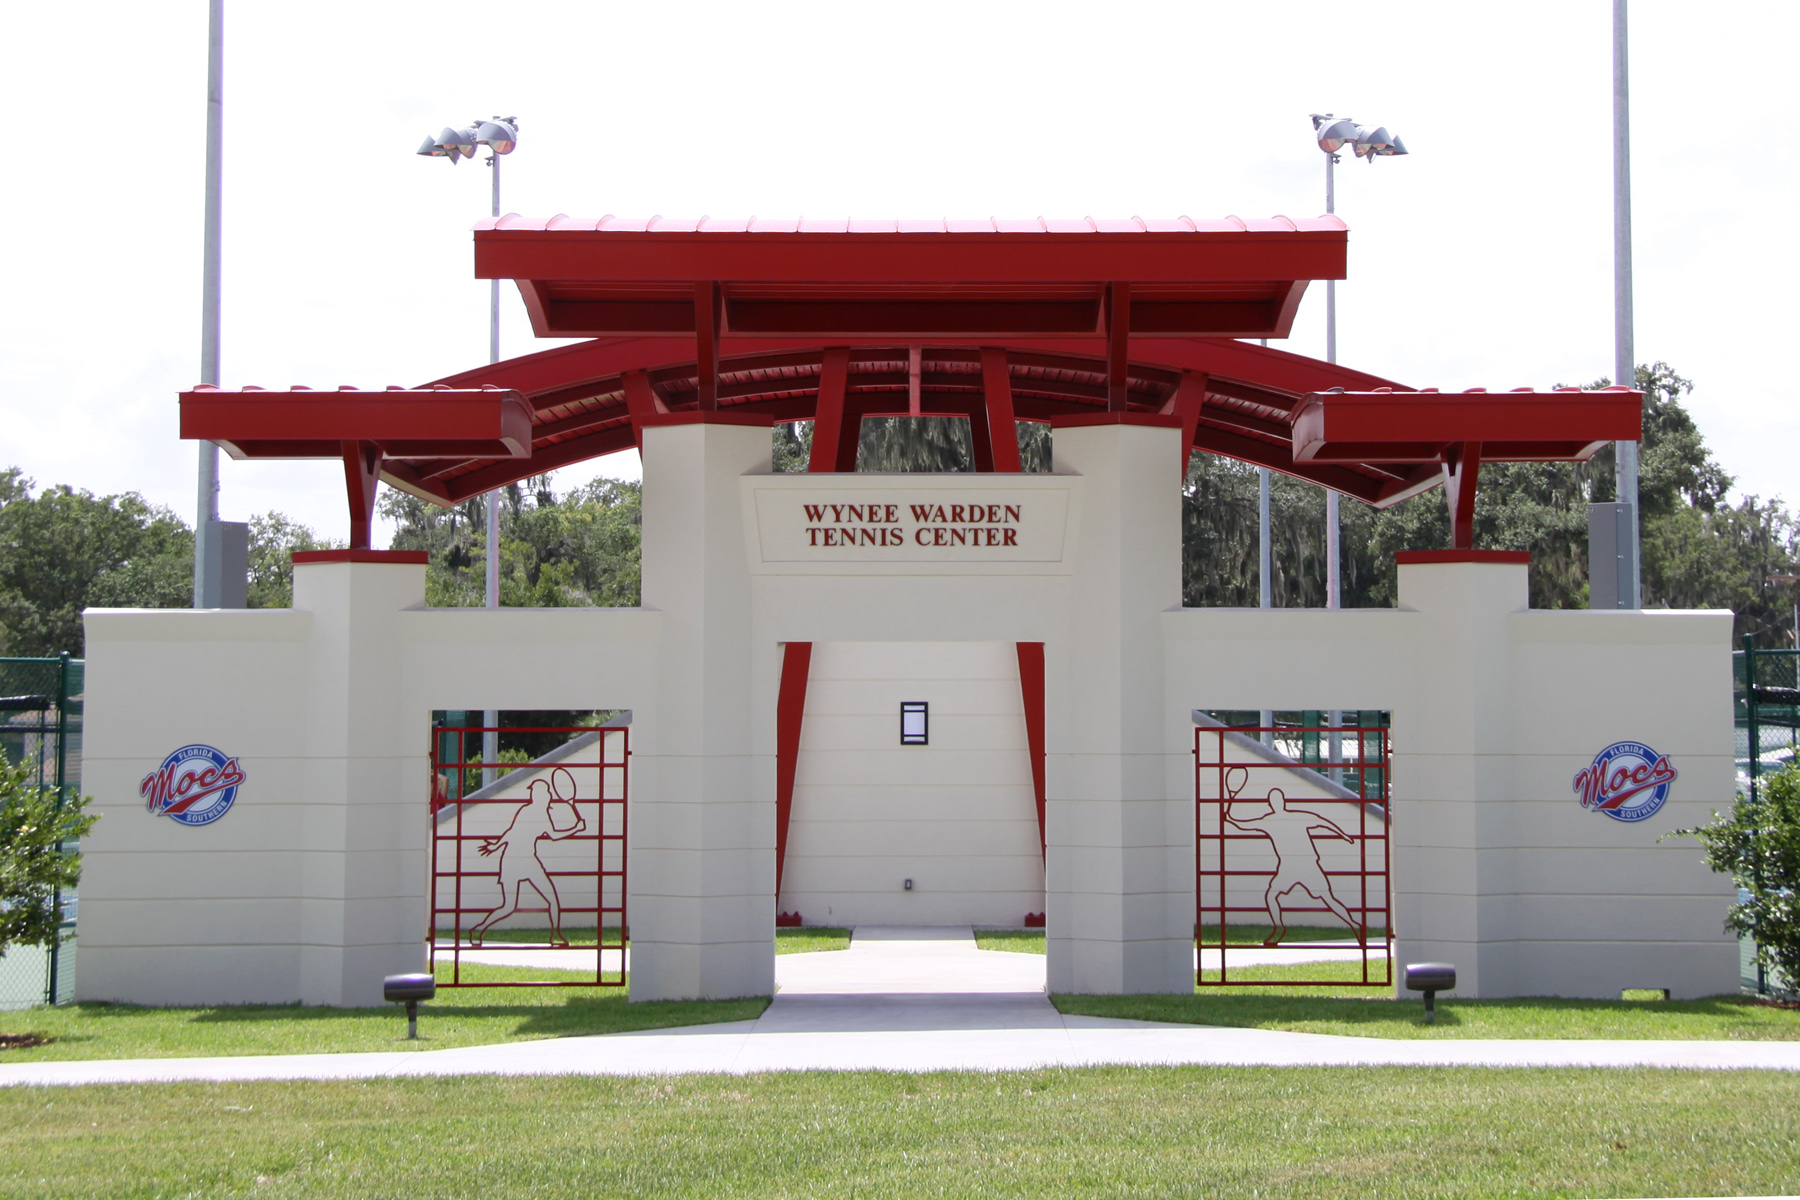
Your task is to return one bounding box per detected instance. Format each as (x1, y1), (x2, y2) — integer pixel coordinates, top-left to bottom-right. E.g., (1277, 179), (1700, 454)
(981, 348), (1022, 473)
(1106, 283), (1131, 411)
(1016, 642), (1047, 860)
(774, 642), (813, 898)
(809, 349), (851, 472)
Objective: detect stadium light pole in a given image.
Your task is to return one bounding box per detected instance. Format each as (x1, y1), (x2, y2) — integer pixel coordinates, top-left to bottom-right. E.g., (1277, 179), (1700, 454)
(1310, 114), (1408, 613)
(418, 117), (518, 782)
(193, 0), (224, 608)
(1612, 0), (1642, 608)
(1311, 114), (1406, 777)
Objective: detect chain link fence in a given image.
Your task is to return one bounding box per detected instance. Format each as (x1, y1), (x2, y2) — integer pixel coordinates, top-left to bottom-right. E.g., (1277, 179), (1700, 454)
(0, 655), (82, 1010)
(1733, 641), (1796, 1000)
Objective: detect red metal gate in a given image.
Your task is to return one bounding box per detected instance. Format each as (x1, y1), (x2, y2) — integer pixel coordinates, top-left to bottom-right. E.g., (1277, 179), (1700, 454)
(1195, 718), (1390, 986)
(430, 722), (627, 987)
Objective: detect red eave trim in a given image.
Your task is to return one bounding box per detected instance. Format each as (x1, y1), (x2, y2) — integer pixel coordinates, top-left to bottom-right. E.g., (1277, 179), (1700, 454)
(634, 411), (774, 429)
(1050, 412), (1184, 430)
(1394, 550), (1530, 565)
(474, 225), (1348, 286)
(293, 549), (429, 565)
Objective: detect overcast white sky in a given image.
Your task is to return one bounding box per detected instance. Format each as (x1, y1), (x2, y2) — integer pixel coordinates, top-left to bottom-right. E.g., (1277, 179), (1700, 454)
(2, 1), (1792, 545)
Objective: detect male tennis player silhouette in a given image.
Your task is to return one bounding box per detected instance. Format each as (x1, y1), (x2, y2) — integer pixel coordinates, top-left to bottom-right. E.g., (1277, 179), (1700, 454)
(1222, 766), (1364, 946)
(468, 766), (587, 947)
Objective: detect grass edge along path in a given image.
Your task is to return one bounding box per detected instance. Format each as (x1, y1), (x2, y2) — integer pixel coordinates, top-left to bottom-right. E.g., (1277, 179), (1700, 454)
(1056, 959), (1800, 1041)
(1, 929), (847, 1065)
(0, 964), (767, 1064)
(3, 1068), (1798, 1199)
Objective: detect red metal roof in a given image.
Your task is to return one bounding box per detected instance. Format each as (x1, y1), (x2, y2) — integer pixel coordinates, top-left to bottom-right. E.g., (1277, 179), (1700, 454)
(475, 215), (1345, 341)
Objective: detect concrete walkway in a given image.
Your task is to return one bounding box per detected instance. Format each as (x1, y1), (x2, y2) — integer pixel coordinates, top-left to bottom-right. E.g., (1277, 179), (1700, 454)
(5, 927), (1797, 1086)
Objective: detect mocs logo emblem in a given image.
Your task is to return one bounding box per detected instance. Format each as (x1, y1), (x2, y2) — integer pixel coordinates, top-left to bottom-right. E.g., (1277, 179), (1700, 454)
(142, 744), (246, 827)
(1572, 741), (1676, 823)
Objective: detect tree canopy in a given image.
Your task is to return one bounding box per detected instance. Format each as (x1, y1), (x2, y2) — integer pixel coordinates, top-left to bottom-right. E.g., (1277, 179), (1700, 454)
(0, 470), (193, 656)
(1182, 363), (1800, 643)
(381, 474), (642, 608)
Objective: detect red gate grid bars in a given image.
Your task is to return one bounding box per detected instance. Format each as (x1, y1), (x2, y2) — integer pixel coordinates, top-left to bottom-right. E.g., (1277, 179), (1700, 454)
(430, 724), (627, 987)
(1194, 721), (1391, 987)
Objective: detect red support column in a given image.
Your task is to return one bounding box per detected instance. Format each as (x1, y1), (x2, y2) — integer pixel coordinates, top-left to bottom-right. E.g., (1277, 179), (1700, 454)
(340, 440), (382, 550)
(1106, 283), (1131, 411)
(982, 348), (1023, 472)
(1166, 371), (1207, 480)
(694, 281), (722, 411)
(1016, 642), (1047, 860)
(1442, 441), (1483, 549)
(775, 641), (813, 898)
(622, 370), (665, 453)
(808, 349), (851, 473)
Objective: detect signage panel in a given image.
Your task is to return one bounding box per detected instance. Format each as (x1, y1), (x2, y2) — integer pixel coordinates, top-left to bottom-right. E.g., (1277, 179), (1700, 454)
(752, 487), (1071, 565)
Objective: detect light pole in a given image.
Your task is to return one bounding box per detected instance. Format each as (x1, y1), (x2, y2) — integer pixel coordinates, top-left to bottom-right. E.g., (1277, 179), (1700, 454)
(1310, 114), (1408, 612)
(1612, 0), (1642, 609)
(419, 117), (518, 783)
(193, 0), (224, 608)
(1311, 114), (1407, 779)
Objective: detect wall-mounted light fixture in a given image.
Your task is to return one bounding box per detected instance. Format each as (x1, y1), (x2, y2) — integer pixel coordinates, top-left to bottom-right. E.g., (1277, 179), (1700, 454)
(900, 702), (929, 745)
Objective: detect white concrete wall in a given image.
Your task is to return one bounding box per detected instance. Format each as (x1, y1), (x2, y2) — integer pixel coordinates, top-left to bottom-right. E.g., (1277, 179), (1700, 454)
(780, 641), (1043, 926)
(77, 416), (1738, 1006)
(1160, 562), (1738, 1000)
(79, 564), (659, 1008)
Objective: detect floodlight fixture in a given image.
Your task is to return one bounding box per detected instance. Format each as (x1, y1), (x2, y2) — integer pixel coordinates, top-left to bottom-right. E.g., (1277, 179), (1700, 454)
(418, 118), (519, 165)
(1311, 114), (1361, 154)
(1351, 126), (1394, 159)
(432, 126), (478, 161)
(476, 119), (518, 154)
(1311, 113), (1407, 165)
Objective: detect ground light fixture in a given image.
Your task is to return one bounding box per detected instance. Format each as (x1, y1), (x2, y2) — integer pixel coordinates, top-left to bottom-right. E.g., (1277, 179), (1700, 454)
(384, 972), (437, 1040)
(1404, 962), (1456, 1023)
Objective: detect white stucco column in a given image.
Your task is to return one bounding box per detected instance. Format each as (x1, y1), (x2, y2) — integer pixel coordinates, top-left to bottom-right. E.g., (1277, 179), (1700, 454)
(630, 416), (775, 1001)
(290, 555), (432, 1006)
(1045, 417), (1192, 994)
(1388, 553), (1526, 1000)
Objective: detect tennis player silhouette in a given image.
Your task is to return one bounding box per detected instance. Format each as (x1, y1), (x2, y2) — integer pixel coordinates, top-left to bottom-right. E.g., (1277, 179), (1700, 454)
(1222, 766), (1364, 946)
(468, 766), (587, 947)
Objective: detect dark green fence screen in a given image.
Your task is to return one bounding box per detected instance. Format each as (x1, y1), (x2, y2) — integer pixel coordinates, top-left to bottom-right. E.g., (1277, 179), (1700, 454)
(0, 655), (82, 1009)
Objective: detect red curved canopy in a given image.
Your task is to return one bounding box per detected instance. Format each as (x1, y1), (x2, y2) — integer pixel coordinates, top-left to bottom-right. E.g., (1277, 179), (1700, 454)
(175, 214), (1642, 551)
(390, 335), (1434, 506)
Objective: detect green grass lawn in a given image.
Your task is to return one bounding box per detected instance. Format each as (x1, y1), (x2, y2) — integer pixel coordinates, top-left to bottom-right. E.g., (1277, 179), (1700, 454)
(2, 1067), (1796, 1198)
(1057, 959), (1800, 1041)
(0, 965), (766, 1064)
(975, 929), (1046, 953)
(776, 926), (852, 954)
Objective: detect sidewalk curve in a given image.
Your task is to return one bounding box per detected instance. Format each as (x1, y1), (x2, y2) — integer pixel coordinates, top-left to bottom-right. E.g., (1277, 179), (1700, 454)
(6, 927), (1795, 1086)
